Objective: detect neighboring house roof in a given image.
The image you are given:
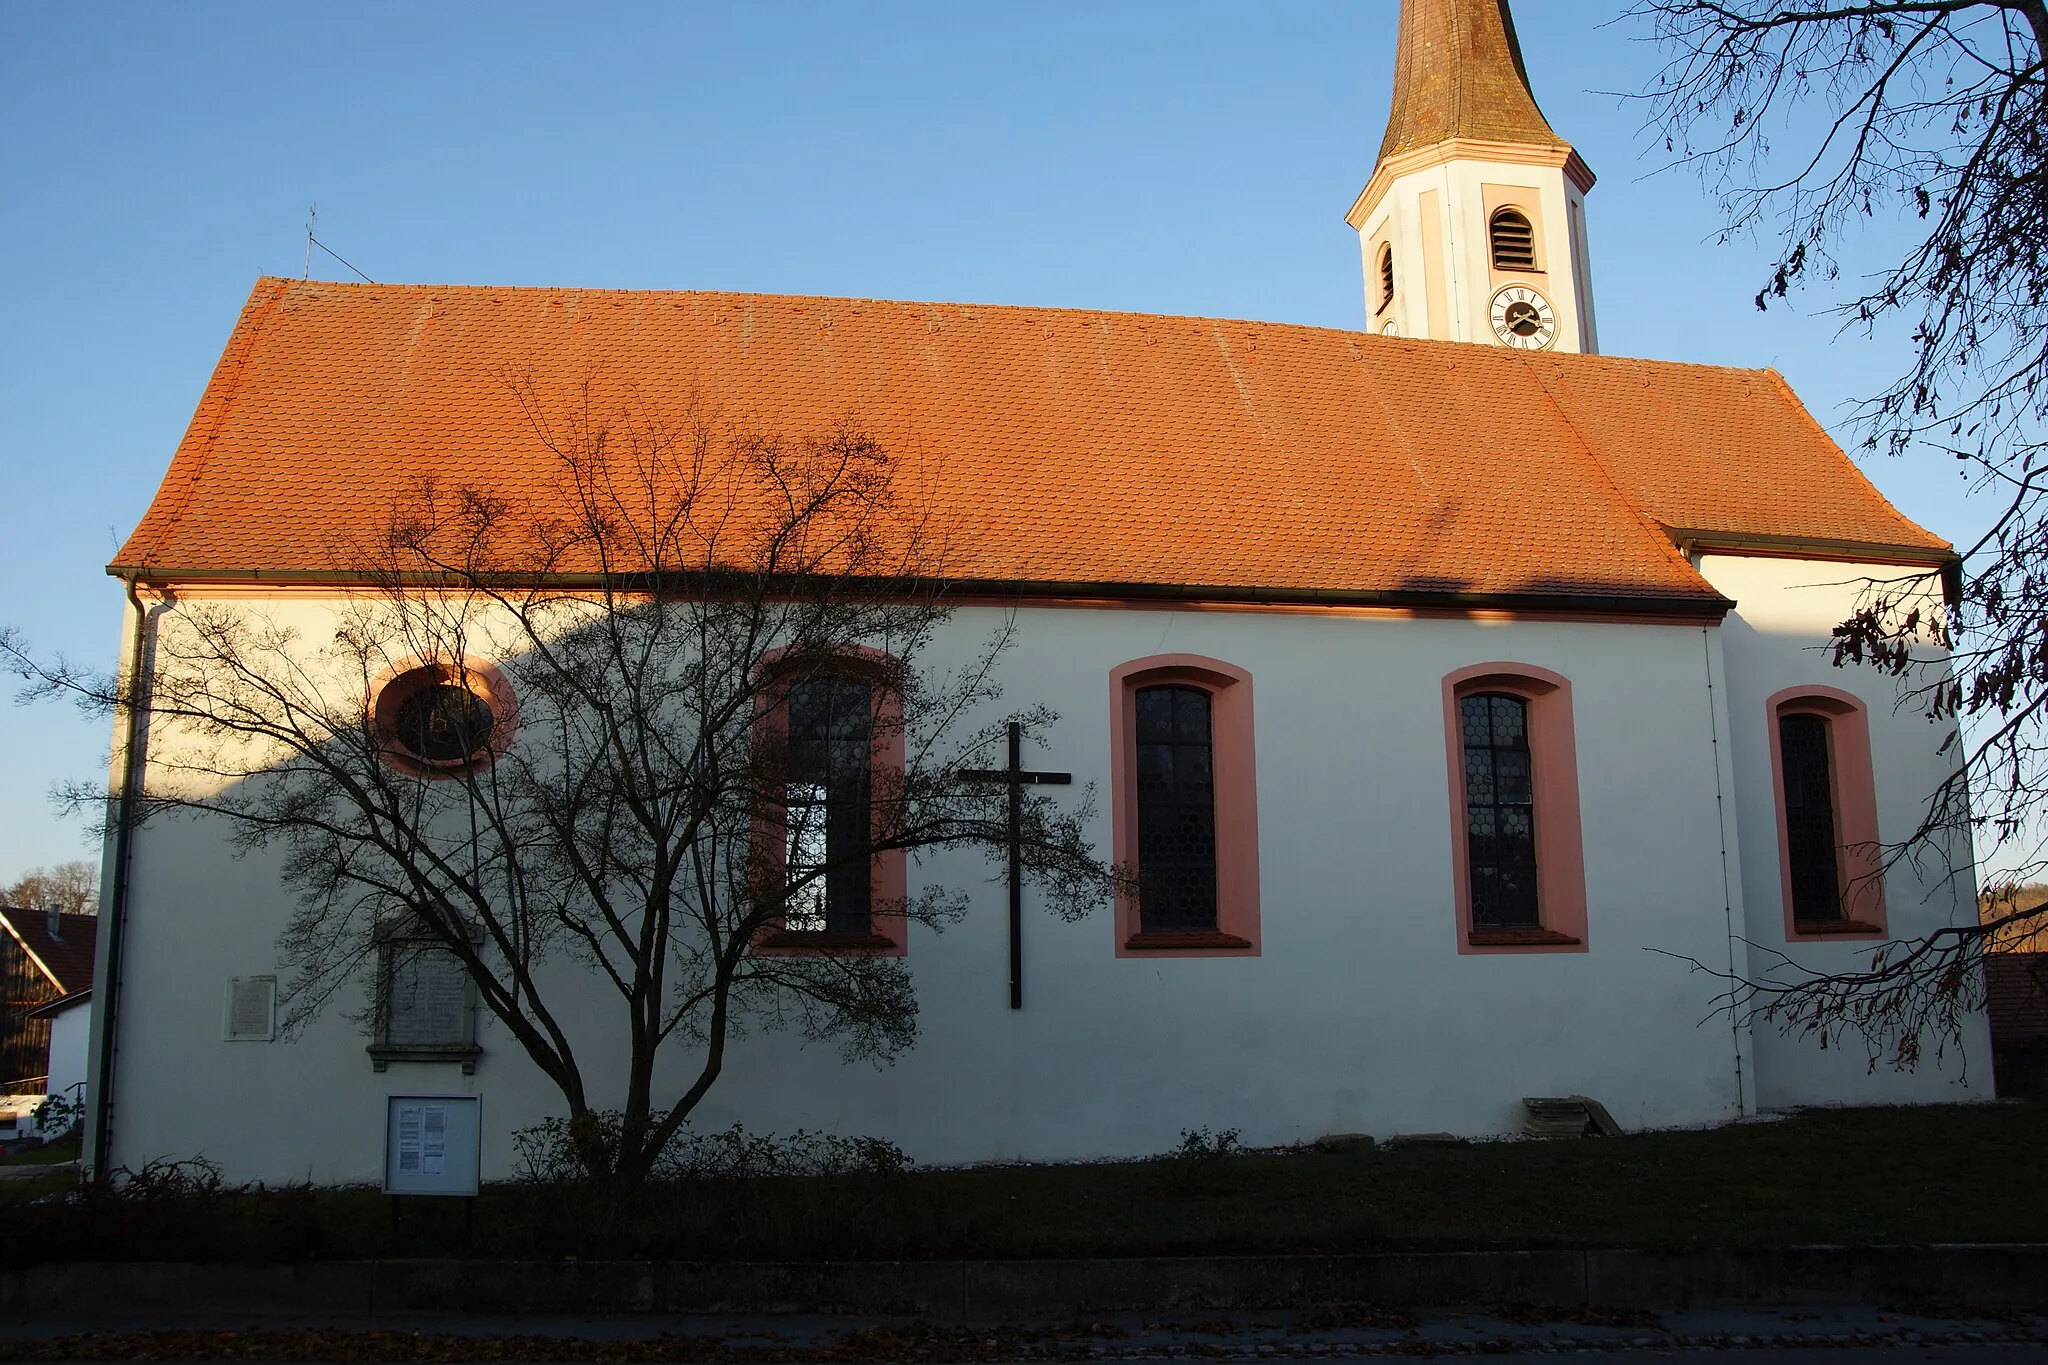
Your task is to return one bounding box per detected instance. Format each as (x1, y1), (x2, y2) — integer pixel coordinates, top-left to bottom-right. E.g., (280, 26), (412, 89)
(1985, 954), (2048, 1049)
(111, 278), (1949, 613)
(0, 909), (97, 996)
(1376, 0), (1568, 162)
(24, 988), (90, 1021)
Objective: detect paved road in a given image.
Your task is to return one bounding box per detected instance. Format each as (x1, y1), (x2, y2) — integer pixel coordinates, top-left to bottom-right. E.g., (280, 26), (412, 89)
(14, 1349), (2048, 1364)
(6, 1304), (2047, 1362)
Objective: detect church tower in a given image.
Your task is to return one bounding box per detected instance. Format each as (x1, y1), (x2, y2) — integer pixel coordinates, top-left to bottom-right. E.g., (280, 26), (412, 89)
(1345, 0), (1598, 353)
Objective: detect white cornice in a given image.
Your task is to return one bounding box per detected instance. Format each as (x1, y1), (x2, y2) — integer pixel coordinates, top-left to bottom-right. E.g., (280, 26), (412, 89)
(1346, 139), (1597, 230)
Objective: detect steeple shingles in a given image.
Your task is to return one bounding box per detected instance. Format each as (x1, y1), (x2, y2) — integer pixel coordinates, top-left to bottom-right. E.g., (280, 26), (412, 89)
(1376, 0), (1568, 163)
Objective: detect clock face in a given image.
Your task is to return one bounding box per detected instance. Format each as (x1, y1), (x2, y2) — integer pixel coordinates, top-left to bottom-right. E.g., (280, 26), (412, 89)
(1490, 286), (1558, 350)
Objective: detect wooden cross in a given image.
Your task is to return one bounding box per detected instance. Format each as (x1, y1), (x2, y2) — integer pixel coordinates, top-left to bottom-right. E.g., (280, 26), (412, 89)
(961, 722), (1072, 1010)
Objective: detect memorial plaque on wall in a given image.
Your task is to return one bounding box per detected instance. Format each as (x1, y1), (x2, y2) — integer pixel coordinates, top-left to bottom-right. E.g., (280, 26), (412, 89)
(383, 1094), (482, 1196)
(385, 945), (470, 1045)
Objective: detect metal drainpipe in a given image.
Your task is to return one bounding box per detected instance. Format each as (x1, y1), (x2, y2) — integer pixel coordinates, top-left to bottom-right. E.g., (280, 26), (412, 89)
(1702, 627), (1748, 1118)
(90, 573), (155, 1179)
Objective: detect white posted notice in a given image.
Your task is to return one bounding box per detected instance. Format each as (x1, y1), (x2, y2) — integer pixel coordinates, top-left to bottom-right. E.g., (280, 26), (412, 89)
(422, 1104), (447, 1177)
(384, 1095), (481, 1196)
(396, 1103), (423, 1173)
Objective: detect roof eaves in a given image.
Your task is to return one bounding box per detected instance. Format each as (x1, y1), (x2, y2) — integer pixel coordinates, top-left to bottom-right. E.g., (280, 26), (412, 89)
(100, 565), (1734, 619)
(25, 989), (90, 1020)
(1759, 368), (1951, 550)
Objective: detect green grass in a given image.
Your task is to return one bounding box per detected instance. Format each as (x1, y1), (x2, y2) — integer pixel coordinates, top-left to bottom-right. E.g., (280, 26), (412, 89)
(2, 1102), (2043, 1266)
(0, 1135), (79, 1167)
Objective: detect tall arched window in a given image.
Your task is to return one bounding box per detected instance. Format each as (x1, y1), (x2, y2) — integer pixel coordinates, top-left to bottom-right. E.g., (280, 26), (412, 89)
(1378, 244), (1396, 313)
(1110, 655), (1260, 956)
(1134, 684), (1218, 932)
(1441, 663), (1587, 953)
(784, 675), (874, 934)
(1489, 208), (1537, 271)
(1460, 693), (1538, 930)
(1777, 712), (1842, 923)
(752, 647), (907, 956)
(1768, 687), (1887, 940)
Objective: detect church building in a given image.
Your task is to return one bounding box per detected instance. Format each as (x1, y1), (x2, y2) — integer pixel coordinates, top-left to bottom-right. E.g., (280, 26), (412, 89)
(86, 0), (1990, 1182)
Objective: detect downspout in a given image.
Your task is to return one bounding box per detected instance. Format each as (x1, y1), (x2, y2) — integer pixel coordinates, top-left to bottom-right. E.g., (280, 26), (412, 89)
(1701, 628), (1748, 1118)
(90, 573), (156, 1179)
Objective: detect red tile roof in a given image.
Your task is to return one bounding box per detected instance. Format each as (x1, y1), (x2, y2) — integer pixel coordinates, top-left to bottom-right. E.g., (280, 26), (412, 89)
(0, 909), (97, 996)
(111, 278), (1949, 610)
(1985, 953), (2048, 1048)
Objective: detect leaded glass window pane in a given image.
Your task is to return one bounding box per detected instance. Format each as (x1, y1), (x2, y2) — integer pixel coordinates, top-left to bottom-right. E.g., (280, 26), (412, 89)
(1779, 712), (1843, 922)
(394, 684), (494, 764)
(1135, 684), (1218, 932)
(1461, 693), (1539, 929)
(786, 676), (873, 933)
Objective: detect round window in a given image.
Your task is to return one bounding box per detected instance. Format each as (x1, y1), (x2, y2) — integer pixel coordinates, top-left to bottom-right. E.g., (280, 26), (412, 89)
(393, 684), (495, 765)
(371, 661), (515, 778)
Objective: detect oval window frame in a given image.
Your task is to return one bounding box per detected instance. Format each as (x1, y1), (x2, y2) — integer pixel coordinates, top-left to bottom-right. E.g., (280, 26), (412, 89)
(370, 657), (519, 779)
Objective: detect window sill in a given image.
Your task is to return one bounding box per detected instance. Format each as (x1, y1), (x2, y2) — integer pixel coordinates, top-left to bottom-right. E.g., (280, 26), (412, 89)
(368, 1043), (480, 1074)
(1792, 919), (1885, 937)
(1123, 931), (1255, 952)
(1467, 927), (1582, 948)
(757, 930), (898, 952)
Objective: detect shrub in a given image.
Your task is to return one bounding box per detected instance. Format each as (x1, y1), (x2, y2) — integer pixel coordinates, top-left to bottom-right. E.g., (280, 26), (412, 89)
(510, 1113), (909, 1186)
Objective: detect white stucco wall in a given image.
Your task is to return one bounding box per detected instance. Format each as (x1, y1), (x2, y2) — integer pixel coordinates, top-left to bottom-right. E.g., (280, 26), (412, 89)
(90, 584), (1981, 1184)
(1699, 552), (1993, 1108)
(44, 997), (91, 1104)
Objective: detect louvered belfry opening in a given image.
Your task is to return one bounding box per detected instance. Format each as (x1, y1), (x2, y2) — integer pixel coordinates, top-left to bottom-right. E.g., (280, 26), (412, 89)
(1490, 208), (1537, 271)
(1379, 245), (1396, 312)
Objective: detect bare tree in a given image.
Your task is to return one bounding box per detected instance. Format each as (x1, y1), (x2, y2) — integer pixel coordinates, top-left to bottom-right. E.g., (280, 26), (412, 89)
(3, 381), (1109, 1187)
(5, 861), (98, 916)
(1629, 0), (2048, 1065)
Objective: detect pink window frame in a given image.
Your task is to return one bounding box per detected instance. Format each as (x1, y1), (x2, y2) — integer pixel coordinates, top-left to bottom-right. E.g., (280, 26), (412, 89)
(368, 655), (520, 780)
(1766, 685), (1887, 942)
(1441, 663), (1589, 954)
(1109, 655), (1261, 958)
(750, 645), (908, 957)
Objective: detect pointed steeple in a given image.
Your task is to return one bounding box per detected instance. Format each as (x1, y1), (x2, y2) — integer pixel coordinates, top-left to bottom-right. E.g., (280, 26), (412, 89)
(1376, 0), (1568, 165)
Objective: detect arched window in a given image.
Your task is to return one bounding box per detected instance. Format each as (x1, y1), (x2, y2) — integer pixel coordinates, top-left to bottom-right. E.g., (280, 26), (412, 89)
(1489, 208), (1537, 272)
(1768, 688), (1886, 939)
(1378, 243), (1396, 313)
(752, 647), (907, 955)
(1442, 664), (1587, 952)
(1134, 685), (1218, 932)
(1777, 712), (1841, 923)
(783, 675), (875, 935)
(1110, 655), (1260, 956)
(1460, 693), (1538, 930)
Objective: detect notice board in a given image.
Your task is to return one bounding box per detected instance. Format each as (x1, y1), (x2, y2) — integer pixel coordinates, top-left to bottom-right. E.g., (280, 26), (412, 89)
(383, 1094), (481, 1196)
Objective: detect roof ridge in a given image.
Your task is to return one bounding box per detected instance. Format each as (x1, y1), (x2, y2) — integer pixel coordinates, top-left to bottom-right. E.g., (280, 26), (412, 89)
(1521, 357), (1720, 593)
(258, 275), (1812, 386)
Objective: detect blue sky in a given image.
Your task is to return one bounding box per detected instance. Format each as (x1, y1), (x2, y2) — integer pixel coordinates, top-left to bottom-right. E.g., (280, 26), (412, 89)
(0, 2), (1985, 884)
